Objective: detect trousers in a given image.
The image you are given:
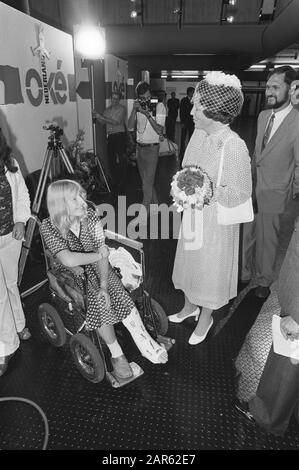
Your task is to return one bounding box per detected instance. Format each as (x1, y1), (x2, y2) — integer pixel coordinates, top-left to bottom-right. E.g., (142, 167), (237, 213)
(241, 202), (299, 286)
(249, 346), (299, 436)
(136, 144), (159, 211)
(0, 233), (25, 357)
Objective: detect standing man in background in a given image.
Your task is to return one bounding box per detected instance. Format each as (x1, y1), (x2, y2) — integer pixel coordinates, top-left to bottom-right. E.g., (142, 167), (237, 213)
(166, 91), (180, 142)
(179, 87), (195, 162)
(242, 66), (299, 298)
(93, 91), (127, 195)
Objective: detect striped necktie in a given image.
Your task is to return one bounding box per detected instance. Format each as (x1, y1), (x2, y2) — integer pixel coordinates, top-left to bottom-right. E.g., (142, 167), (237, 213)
(261, 112), (275, 151)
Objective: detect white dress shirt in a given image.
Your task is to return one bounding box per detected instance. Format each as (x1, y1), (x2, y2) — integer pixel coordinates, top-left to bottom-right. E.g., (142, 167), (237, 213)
(268, 103), (293, 142)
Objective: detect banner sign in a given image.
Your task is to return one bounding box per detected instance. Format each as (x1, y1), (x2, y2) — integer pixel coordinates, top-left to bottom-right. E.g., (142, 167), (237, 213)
(0, 3), (77, 174)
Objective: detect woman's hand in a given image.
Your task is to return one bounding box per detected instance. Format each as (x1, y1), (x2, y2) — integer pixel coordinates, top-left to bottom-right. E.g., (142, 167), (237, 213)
(98, 287), (110, 310)
(99, 244), (109, 259)
(12, 222), (25, 241)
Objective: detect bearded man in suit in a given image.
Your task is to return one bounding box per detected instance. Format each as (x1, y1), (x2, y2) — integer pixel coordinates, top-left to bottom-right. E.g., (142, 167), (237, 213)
(242, 66), (299, 298)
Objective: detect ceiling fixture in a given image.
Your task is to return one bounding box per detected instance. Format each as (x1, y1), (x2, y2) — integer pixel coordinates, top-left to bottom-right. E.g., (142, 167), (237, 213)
(221, 0), (237, 24)
(129, 0), (144, 26)
(173, 0), (184, 30)
(259, 0), (276, 23)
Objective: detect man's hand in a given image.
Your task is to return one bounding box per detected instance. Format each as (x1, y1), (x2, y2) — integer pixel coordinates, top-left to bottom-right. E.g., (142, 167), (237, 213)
(12, 222), (25, 241)
(98, 287), (110, 310)
(280, 316), (299, 341)
(133, 100), (141, 112)
(92, 110), (105, 122)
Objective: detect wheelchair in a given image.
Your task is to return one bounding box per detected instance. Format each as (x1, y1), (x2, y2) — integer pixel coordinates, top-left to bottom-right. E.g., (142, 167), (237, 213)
(37, 218), (175, 388)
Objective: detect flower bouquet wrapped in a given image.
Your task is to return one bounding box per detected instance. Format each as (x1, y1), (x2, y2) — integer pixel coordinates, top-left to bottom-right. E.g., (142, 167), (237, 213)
(170, 166), (213, 212)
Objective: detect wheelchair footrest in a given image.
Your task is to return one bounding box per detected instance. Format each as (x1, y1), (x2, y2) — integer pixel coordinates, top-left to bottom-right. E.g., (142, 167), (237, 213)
(156, 334), (176, 352)
(106, 361), (144, 388)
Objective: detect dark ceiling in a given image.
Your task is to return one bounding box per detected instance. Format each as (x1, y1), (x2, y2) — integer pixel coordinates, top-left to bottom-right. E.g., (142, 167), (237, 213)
(3, 0), (299, 73)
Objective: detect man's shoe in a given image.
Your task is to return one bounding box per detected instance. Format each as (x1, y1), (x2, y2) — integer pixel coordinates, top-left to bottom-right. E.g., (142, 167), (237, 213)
(255, 286), (270, 299)
(234, 400), (255, 422)
(111, 355), (133, 379)
(18, 328), (31, 340)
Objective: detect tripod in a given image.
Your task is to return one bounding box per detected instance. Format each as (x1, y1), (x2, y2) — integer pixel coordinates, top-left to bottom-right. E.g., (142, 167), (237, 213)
(18, 125), (75, 292)
(86, 59), (111, 193)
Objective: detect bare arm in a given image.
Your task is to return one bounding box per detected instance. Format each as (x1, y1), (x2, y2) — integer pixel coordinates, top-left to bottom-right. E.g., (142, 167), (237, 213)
(143, 109), (164, 135)
(56, 249), (104, 268)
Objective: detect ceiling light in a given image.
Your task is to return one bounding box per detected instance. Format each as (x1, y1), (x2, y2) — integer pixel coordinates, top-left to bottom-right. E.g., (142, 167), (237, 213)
(171, 75), (198, 79)
(74, 25), (106, 59)
(130, 10), (138, 18)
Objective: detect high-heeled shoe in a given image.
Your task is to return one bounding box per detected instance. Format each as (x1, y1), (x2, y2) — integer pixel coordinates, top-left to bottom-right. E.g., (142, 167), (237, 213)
(168, 307), (200, 324)
(188, 318), (214, 345)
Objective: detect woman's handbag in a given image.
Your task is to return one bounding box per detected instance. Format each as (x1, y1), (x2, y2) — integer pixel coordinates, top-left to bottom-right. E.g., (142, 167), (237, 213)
(216, 137), (254, 225)
(159, 136), (178, 157)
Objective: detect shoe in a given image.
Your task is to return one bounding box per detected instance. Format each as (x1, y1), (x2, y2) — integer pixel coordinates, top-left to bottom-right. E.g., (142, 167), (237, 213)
(141, 342), (168, 364)
(255, 286), (270, 299)
(188, 318), (214, 345)
(168, 307), (200, 324)
(234, 400), (255, 422)
(111, 355), (133, 379)
(0, 357), (9, 377)
(18, 328), (31, 340)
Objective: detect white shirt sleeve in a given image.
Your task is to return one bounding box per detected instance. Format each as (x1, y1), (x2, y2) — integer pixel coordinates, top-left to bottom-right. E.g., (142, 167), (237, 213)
(155, 102), (166, 127)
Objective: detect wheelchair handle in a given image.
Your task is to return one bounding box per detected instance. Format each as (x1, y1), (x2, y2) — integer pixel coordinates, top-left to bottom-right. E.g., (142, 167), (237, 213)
(104, 230), (143, 252)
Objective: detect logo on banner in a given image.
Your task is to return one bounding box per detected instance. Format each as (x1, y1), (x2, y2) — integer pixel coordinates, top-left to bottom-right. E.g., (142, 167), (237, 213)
(31, 24), (51, 104)
(31, 24), (51, 60)
(0, 22), (77, 106)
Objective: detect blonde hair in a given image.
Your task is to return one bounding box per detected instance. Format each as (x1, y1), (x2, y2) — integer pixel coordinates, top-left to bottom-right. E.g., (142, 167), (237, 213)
(46, 179), (87, 238)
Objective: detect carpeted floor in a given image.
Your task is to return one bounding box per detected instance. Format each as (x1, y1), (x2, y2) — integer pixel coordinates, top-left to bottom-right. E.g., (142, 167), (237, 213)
(0, 121), (298, 450)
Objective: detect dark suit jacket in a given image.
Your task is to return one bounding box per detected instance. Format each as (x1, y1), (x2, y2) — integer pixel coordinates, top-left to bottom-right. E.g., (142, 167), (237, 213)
(278, 216), (299, 322)
(179, 96), (193, 128)
(252, 107), (299, 213)
(167, 98), (180, 119)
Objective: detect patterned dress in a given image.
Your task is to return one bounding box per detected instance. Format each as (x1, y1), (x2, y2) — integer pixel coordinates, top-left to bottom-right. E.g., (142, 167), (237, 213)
(41, 208), (135, 329)
(172, 126), (252, 310)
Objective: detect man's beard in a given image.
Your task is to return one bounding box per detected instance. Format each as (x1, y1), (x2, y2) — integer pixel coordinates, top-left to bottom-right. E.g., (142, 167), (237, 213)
(265, 92), (289, 109)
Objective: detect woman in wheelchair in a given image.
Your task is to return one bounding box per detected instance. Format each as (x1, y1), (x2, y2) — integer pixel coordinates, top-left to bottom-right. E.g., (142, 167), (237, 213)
(40, 179), (168, 379)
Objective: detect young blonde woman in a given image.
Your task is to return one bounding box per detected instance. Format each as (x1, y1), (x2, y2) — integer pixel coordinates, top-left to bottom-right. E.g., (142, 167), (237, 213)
(41, 180), (168, 379)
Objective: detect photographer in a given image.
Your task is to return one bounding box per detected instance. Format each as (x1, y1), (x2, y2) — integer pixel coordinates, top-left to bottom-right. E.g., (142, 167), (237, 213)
(128, 81), (166, 221)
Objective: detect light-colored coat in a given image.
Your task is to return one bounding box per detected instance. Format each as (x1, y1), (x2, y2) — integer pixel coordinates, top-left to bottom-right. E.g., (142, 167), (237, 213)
(5, 160), (31, 224)
(252, 107), (299, 213)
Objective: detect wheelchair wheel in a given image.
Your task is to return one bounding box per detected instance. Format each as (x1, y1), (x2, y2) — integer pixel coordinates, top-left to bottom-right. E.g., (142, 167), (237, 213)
(37, 303), (66, 347)
(147, 298), (169, 337)
(69, 333), (105, 383)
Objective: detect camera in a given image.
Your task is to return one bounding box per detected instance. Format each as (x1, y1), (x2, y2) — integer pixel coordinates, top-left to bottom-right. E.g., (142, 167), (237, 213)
(137, 97), (158, 115)
(43, 124), (64, 138)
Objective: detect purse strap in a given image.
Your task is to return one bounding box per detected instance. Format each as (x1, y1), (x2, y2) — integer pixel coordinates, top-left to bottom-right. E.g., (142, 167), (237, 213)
(216, 136), (234, 188)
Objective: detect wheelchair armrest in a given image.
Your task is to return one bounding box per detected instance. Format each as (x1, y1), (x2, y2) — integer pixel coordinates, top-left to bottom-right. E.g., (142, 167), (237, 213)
(104, 229), (143, 252)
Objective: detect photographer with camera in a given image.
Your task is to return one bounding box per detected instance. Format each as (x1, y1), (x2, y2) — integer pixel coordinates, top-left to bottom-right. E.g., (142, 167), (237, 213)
(128, 81), (166, 221)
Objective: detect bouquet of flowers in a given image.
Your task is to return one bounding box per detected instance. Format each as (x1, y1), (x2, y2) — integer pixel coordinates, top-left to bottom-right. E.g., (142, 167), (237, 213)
(170, 166), (213, 212)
